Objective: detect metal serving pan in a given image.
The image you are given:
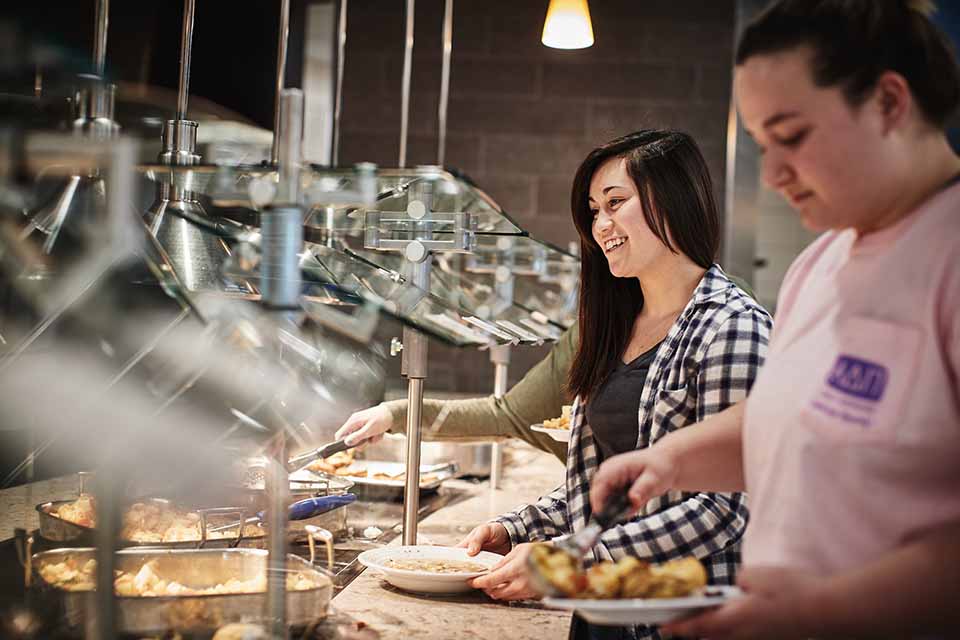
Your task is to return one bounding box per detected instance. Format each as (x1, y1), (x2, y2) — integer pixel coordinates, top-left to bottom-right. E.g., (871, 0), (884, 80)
(37, 471), (355, 547)
(36, 498), (267, 549)
(334, 461), (458, 500)
(30, 547), (332, 634)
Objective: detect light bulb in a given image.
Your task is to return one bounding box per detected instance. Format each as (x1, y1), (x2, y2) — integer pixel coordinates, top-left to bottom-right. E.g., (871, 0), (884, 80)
(541, 0), (594, 50)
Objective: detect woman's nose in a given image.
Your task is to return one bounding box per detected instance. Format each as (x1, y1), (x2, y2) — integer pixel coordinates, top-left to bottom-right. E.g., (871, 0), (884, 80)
(594, 210), (613, 232)
(760, 150), (793, 191)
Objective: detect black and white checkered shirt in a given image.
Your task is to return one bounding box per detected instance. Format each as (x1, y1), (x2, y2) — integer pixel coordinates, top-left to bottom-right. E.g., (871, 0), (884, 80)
(496, 265), (771, 638)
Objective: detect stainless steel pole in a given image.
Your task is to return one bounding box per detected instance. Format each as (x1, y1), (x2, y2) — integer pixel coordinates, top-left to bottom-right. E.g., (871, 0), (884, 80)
(176, 0), (195, 120)
(93, 0), (109, 76)
(263, 89), (304, 309)
(489, 345), (510, 489)
(271, 0), (291, 164)
(92, 476), (119, 640)
(398, 0), (414, 168)
(401, 259), (429, 545)
(437, 0), (453, 166)
(266, 436), (289, 638)
(332, 0), (348, 166)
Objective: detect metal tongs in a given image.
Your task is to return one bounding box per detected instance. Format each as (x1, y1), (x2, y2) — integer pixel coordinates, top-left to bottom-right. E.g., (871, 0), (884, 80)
(285, 437), (355, 472)
(528, 491), (635, 597)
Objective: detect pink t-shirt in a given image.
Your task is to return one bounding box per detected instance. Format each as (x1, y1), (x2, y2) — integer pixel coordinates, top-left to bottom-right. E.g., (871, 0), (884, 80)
(742, 181), (960, 575)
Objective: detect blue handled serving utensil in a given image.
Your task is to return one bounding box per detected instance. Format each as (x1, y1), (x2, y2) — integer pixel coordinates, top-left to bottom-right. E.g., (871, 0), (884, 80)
(286, 493), (356, 520)
(207, 493), (357, 535)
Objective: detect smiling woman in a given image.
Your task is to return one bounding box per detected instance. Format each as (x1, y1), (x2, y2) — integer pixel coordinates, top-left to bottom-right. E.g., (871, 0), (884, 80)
(458, 130), (772, 640)
(567, 131), (720, 401)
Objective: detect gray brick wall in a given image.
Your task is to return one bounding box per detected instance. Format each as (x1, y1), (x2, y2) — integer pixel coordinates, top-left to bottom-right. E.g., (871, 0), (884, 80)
(338, 0), (735, 394)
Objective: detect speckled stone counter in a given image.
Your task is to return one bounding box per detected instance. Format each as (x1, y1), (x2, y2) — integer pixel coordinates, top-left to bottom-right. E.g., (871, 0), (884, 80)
(329, 443), (573, 639)
(0, 474), (80, 540)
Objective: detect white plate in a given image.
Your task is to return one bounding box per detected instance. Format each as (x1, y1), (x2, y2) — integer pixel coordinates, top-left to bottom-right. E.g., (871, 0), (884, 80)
(543, 586), (742, 626)
(531, 423), (571, 442)
(358, 546), (503, 594)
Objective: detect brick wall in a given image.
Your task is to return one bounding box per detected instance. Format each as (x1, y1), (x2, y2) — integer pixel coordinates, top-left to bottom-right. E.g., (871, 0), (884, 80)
(336, 0), (736, 394)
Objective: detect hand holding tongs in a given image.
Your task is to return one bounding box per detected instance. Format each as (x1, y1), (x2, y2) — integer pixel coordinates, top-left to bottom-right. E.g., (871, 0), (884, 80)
(285, 437), (356, 472)
(528, 491), (635, 597)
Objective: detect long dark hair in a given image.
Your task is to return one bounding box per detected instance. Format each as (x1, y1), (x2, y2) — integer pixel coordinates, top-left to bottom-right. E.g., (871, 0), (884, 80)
(566, 130), (719, 401)
(736, 0), (960, 128)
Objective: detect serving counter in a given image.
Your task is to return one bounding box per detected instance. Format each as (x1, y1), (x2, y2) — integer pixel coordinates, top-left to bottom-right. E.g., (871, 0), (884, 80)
(331, 442), (572, 640)
(0, 441), (572, 638)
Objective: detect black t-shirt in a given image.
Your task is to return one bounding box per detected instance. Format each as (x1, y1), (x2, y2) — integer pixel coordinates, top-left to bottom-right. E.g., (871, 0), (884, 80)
(584, 342), (661, 463)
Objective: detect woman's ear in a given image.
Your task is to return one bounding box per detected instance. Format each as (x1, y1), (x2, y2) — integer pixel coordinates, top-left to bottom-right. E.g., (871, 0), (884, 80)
(873, 71), (913, 135)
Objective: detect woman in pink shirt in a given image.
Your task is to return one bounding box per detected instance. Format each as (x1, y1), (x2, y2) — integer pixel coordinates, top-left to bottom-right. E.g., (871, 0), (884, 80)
(588, 1), (960, 638)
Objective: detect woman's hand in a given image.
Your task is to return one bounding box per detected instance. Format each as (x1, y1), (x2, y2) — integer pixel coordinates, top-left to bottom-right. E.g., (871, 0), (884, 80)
(468, 542), (541, 601)
(589, 446), (679, 515)
(660, 567), (824, 640)
(457, 522), (512, 557)
(334, 404), (393, 446)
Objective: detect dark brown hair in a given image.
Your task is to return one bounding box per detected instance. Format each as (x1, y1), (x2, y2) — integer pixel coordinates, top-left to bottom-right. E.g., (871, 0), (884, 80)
(736, 0), (960, 127)
(566, 130), (719, 401)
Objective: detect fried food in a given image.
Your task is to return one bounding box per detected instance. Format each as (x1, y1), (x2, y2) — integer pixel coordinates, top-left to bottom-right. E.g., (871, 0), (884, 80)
(307, 450), (356, 474)
(529, 544), (585, 597)
(530, 543), (707, 599)
(306, 450), (441, 486)
(39, 558), (324, 596)
(543, 405), (573, 430)
(52, 498), (264, 543)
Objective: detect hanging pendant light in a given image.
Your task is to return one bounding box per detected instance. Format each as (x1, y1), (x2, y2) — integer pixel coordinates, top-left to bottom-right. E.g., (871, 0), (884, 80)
(541, 0), (594, 50)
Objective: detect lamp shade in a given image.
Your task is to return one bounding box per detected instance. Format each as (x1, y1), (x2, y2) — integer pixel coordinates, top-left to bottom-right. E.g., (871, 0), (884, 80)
(541, 0), (594, 50)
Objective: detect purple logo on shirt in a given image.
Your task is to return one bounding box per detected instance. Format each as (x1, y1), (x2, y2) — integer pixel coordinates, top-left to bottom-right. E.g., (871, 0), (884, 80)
(826, 355), (887, 401)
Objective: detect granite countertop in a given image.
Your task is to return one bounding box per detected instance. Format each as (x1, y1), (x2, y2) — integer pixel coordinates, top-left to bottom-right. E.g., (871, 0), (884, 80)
(0, 474), (81, 541)
(330, 443), (573, 639)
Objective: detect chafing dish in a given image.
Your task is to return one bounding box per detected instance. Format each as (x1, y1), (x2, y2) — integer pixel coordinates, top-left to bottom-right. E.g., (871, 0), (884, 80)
(36, 498), (266, 549)
(30, 547), (332, 634)
(37, 468), (355, 548)
(328, 460), (459, 500)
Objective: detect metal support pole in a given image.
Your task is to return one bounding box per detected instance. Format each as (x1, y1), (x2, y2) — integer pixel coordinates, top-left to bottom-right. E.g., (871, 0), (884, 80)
(264, 89), (304, 310)
(92, 475), (119, 640)
(271, 0), (291, 164)
(93, 0), (109, 77)
(398, 0), (414, 168)
(489, 344), (510, 489)
(266, 435), (289, 638)
(176, 0), (195, 120)
(437, 0), (453, 166)
(332, 0), (348, 166)
(401, 258), (429, 545)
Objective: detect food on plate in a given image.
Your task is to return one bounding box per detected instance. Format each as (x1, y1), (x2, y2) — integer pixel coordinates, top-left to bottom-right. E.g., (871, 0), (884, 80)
(51, 497), (264, 542)
(307, 452), (442, 485)
(38, 557), (324, 596)
(385, 558), (488, 574)
(543, 405), (573, 430)
(529, 544), (707, 599)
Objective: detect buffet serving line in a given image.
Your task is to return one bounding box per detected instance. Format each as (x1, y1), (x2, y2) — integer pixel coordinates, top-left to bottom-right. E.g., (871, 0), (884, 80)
(0, 0), (583, 636)
(0, 442), (572, 639)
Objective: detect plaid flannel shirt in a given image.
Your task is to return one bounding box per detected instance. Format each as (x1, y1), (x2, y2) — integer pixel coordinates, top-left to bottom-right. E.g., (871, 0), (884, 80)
(496, 265), (771, 638)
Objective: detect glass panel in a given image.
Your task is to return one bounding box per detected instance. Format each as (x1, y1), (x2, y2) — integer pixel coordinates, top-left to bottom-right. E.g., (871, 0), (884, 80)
(137, 164), (525, 237)
(303, 244), (547, 348)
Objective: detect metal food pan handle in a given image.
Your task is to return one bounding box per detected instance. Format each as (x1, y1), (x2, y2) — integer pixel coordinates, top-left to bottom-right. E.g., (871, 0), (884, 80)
(197, 507), (247, 549)
(304, 524), (334, 570)
(13, 529), (34, 588)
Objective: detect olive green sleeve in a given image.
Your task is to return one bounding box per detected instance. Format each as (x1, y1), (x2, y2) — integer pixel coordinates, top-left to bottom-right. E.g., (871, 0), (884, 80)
(383, 323), (579, 463)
